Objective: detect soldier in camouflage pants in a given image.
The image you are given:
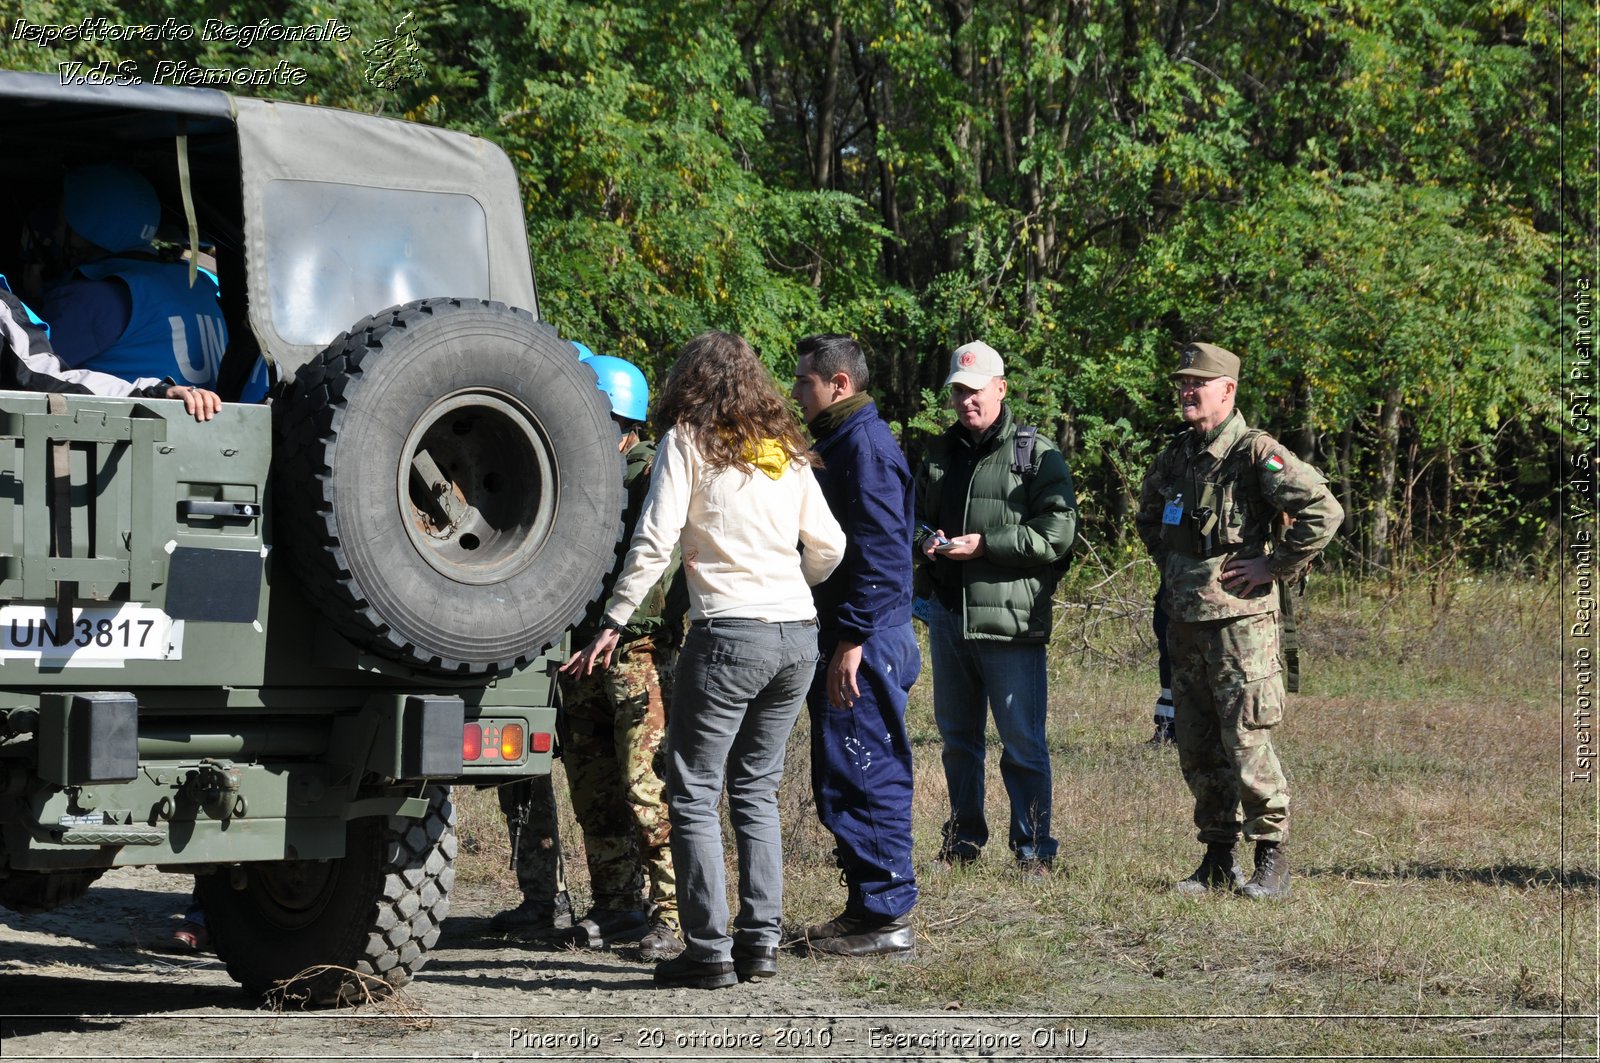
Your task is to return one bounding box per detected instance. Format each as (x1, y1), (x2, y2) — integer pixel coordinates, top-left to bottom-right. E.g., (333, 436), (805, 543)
(492, 352), (684, 957)
(561, 353), (686, 959)
(1136, 343), (1342, 901)
(494, 609), (681, 953)
(560, 630), (678, 950)
(492, 774), (572, 935)
(1166, 612), (1288, 844)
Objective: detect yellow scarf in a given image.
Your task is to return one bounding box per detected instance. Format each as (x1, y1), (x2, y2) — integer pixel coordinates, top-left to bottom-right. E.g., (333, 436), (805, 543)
(741, 437), (789, 480)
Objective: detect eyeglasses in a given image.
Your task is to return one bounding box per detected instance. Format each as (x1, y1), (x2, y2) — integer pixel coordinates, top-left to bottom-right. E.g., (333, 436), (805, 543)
(1173, 377), (1224, 394)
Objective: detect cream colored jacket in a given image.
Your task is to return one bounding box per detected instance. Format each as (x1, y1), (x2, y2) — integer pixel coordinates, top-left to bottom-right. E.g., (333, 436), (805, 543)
(605, 425), (845, 624)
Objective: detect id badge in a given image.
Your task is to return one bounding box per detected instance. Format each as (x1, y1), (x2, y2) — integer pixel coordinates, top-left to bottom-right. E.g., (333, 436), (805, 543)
(1162, 495), (1184, 526)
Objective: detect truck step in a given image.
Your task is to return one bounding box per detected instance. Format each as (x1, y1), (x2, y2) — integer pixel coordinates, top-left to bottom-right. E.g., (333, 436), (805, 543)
(44, 823), (168, 846)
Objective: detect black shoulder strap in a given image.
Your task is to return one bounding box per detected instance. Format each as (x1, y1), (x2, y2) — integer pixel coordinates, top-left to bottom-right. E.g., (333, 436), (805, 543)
(1012, 424), (1039, 480)
(1010, 423), (1072, 572)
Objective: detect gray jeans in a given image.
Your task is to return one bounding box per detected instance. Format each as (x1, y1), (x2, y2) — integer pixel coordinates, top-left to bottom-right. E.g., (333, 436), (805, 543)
(667, 617), (818, 961)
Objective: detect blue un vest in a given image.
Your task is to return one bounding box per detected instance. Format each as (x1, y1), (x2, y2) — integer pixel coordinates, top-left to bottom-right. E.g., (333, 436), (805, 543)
(74, 257), (228, 387)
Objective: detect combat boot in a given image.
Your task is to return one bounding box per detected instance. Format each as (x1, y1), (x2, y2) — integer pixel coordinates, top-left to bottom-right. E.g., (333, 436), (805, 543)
(633, 920), (684, 962)
(1172, 843), (1245, 896)
(563, 906), (649, 947)
(490, 890), (574, 935)
(1240, 841), (1290, 900)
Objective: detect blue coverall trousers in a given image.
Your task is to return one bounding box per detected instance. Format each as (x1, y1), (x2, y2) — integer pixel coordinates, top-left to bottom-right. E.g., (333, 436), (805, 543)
(806, 623), (921, 920)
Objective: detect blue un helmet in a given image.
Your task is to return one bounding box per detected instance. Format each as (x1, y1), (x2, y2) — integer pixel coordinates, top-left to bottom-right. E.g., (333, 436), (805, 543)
(62, 164), (161, 253)
(569, 340), (596, 360)
(580, 354), (649, 424)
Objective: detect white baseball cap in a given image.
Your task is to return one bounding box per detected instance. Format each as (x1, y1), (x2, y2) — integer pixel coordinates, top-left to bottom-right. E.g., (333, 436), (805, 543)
(944, 341), (1005, 389)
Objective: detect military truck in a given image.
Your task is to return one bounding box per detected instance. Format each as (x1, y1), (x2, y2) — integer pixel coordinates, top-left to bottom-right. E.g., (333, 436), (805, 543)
(0, 71), (622, 1002)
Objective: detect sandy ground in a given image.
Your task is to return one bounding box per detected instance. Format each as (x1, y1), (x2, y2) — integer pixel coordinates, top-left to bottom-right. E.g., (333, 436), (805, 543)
(0, 866), (1154, 1062)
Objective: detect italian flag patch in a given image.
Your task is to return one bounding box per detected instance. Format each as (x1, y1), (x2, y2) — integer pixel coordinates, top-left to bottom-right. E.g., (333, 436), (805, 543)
(1263, 453), (1285, 472)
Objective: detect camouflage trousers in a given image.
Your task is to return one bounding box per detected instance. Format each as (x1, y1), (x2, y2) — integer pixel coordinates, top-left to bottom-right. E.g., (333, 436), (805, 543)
(500, 773), (567, 898)
(559, 638), (677, 922)
(1168, 613), (1289, 844)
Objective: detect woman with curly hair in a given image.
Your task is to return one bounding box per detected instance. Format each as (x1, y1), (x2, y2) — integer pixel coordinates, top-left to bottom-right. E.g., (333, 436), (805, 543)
(568, 330), (845, 989)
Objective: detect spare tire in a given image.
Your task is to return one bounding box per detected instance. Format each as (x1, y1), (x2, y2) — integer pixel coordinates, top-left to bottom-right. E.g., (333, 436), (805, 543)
(274, 298), (622, 675)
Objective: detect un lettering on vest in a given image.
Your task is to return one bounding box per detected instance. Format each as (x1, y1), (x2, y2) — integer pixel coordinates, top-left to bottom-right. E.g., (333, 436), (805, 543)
(168, 312), (227, 385)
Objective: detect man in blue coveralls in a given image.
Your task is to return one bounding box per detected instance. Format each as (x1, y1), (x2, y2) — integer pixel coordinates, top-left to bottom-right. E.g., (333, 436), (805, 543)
(791, 333), (919, 958)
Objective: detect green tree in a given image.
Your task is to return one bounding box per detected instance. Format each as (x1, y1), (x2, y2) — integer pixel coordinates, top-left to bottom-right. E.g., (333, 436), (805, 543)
(3, 0), (1583, 566)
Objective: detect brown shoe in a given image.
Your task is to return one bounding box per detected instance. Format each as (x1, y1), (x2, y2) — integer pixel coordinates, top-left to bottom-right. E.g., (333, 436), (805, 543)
(633, 921), (683, 962)
(804, 909), (884, 942)
(1240, 841), (1290, 900)
(162, 919), (208, 953)
(806, 916), (914, 958)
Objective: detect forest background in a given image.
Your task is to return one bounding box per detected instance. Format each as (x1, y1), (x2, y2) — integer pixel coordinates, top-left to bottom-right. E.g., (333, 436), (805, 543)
(2, 0), (1594, 572)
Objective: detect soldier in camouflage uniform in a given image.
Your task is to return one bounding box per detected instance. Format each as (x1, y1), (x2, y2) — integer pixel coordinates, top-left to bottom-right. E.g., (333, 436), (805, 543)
(490, 775), (572, 935)
(558, 354), (687, 960)
(561, 617), (678, 951)
(1135, 343), (1343, 901)
(490, 353), (685, 953)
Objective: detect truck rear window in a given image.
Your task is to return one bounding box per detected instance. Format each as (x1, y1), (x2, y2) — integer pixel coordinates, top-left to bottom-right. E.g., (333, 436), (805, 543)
(262, 180), (490, 346)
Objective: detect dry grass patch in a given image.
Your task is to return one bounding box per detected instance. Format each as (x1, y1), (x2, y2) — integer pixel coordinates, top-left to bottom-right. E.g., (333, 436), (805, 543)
(455, 572), (1592, 1057)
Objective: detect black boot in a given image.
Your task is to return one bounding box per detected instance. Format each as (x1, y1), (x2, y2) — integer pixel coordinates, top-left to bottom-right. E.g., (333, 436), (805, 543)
(1172, 842), (1245, 895)
(489, 890), (574, 936)
(1240, 841), (1290, 900)
(653, 953), (736, 989)
(561, 906), (649, 947)
(1146, 715), (1176, 746)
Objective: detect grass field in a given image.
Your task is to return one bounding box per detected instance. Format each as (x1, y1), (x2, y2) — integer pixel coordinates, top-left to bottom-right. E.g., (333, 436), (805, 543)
(456, 572), (1595, 1058)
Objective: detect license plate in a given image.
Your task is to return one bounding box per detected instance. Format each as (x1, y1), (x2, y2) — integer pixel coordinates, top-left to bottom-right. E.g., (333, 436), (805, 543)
(0, 605), (183, 663)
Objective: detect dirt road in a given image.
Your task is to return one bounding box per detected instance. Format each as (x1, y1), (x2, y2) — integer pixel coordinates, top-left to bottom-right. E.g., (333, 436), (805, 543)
(0, 867), (1133, 1062)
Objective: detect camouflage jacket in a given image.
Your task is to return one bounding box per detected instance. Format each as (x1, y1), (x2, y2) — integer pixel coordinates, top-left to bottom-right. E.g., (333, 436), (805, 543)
(576, 439), (688, 646)
(1135, 411), (1342, 623)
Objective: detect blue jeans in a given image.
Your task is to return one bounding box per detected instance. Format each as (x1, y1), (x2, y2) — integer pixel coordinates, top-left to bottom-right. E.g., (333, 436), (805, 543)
(807, 624), (921, 920)
(667, 618), (818, 961)
(927, 598), (1056, 863)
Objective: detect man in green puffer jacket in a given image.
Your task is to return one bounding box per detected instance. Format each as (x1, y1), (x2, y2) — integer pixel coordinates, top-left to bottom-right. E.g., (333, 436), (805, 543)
(913, 341), (1077, 872)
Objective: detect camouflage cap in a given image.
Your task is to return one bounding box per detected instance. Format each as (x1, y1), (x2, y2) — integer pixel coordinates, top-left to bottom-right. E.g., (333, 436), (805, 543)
(1172, 342), (1240, 380)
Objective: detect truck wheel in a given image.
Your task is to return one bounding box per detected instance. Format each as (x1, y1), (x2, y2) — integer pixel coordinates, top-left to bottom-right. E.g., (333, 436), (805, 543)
(197, 786), (456, 1005)
(274, 298), (622, 675)
(0, 867), (105, 913)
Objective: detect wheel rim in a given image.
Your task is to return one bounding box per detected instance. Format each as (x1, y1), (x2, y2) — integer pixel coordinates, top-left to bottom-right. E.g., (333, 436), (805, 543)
(398, 389), (557, 586)
(249, 860), (339, 930)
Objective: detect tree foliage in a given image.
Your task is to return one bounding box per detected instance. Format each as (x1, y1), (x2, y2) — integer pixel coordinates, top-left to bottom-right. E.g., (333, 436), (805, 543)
(2, 0), (1589, 566)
